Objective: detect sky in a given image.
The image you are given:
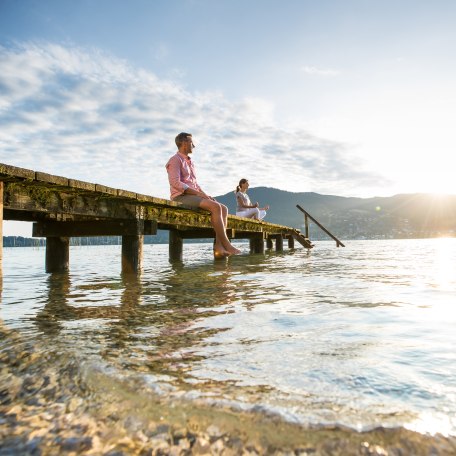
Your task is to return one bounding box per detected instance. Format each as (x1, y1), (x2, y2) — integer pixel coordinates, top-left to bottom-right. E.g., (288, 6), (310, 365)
(1, 0), (456, 236)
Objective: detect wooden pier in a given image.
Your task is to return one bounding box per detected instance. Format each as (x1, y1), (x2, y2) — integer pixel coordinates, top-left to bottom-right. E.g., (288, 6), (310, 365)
(0, 163), (313, 273)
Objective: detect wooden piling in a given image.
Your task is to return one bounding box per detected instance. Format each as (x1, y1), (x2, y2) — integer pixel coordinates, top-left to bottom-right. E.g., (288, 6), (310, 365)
(266, 238), (273, 249)
(275, 235), (284, 252)
(288, 235), (295, 249)
(169, 230), (183, 262)
(46, 237), (70, 273)
(122, 235), (143, 273)
(249, 235), (265, 254)
(304, 214), (309, 239)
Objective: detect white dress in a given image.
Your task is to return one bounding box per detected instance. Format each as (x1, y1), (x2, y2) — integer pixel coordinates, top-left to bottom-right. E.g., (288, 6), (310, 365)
(235, 191), (267, 220)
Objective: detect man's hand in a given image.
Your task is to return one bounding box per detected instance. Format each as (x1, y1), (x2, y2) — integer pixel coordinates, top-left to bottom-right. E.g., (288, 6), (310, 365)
(200, 191), (215, 201)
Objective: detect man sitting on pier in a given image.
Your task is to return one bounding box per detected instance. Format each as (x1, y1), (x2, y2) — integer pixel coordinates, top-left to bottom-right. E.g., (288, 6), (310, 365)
(166, 132), (241, 257)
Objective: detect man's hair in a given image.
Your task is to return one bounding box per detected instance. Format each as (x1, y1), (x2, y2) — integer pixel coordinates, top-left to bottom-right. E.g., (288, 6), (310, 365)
(175, 132), (192, 148)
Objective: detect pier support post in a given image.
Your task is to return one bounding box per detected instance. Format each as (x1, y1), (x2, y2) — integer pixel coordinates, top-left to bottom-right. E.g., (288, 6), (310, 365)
(46, 237), (70, 273)
(275, 235), (284, 252)
(266, 238), (273, 249)
(169, 230), (183, 262)
(122, 235), (143, 273)
(249, 235), (264, 254)
(288, 235), (295, 249)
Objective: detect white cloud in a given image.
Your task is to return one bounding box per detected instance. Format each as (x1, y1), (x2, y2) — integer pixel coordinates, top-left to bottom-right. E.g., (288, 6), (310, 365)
(0, 42), (380, 200)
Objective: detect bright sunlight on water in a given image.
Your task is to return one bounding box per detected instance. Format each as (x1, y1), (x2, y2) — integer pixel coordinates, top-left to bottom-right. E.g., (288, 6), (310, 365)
(1, 239), (456, 454)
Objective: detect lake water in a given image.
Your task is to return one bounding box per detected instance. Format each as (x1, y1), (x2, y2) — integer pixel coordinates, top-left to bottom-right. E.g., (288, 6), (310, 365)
(1, 239), (456, 453)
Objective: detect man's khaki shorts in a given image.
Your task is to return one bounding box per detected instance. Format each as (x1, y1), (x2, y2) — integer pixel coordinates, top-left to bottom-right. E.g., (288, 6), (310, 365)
(173, 194), (204, 209)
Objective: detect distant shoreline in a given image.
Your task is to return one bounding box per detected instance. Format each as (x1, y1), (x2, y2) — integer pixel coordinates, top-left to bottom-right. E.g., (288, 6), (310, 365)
(3, 234), (455, 248)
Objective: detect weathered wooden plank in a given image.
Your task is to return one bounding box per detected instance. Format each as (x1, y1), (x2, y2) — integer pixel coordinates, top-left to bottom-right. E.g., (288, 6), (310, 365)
(176, 228), (214, 239)
(32, 220), (157, 237)
(229, 214), (292, 230)
(149, 206), (213, 230)
(0, 163), (35, 180)
(151, 208), (277, 233)
(35, 172), (69, 186)
(117, 189), (137, 199)
(234, 231), (268, 239)
(3, 209), (48, 222)
(172, 228), (235, 239)
(136, 193), (182, 207)
(95, 184), (118, 196)
(4, 182), (137, 219)
(68, 179), (96, 192)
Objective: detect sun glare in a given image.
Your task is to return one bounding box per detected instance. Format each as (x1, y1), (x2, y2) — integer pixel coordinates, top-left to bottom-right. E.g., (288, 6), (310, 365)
(419, 167), (455, 196)
(432, 238), (456, 291)
(428, 187), (456, 198)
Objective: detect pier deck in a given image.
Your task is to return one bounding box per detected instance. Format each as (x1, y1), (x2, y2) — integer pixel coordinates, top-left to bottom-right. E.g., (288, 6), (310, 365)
(0, 163), (312, 273)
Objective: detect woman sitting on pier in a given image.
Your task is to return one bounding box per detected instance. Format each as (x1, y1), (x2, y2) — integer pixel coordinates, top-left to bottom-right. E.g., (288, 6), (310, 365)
(235, 179), (269, 220)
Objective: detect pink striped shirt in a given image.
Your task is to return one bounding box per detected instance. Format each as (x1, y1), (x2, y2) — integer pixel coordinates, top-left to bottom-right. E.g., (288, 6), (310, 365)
(165, 152), (202, 199)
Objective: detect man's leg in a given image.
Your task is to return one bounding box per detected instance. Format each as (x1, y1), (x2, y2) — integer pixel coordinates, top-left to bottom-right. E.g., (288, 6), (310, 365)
(199, 199), (240, 255)
(220, 204), (228, 228)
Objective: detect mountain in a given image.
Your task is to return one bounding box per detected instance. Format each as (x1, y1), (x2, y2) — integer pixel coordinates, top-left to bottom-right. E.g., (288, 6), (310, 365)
(217, 188), (456, 240)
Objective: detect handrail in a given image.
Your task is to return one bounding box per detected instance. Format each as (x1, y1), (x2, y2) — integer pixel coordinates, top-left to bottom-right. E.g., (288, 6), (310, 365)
(296, 204), (345, 247)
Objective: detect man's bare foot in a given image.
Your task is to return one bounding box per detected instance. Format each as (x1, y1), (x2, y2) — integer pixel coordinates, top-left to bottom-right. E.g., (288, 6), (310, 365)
(214, 241), (230, 258)
(226, 246), (241, 255)
(214, 248), (230, 259)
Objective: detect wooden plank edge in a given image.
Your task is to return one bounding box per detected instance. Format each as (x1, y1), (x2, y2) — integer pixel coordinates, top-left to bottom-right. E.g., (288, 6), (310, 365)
(0, 163), (35, 180)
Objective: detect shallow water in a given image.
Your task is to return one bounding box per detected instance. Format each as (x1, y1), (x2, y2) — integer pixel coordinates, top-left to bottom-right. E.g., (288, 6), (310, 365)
(1, 239), (456, 452)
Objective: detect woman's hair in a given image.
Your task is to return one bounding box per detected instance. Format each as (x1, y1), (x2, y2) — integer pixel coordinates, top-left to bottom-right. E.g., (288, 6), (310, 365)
(235, 178), (248, 193)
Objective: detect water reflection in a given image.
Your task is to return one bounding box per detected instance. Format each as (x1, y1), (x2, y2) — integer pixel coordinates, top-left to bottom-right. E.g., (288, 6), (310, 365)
(35, 273), (72, 335)
(31, 253), (295, 393)
(31, 264), (222, 377)
(35, 273), (141, 335)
